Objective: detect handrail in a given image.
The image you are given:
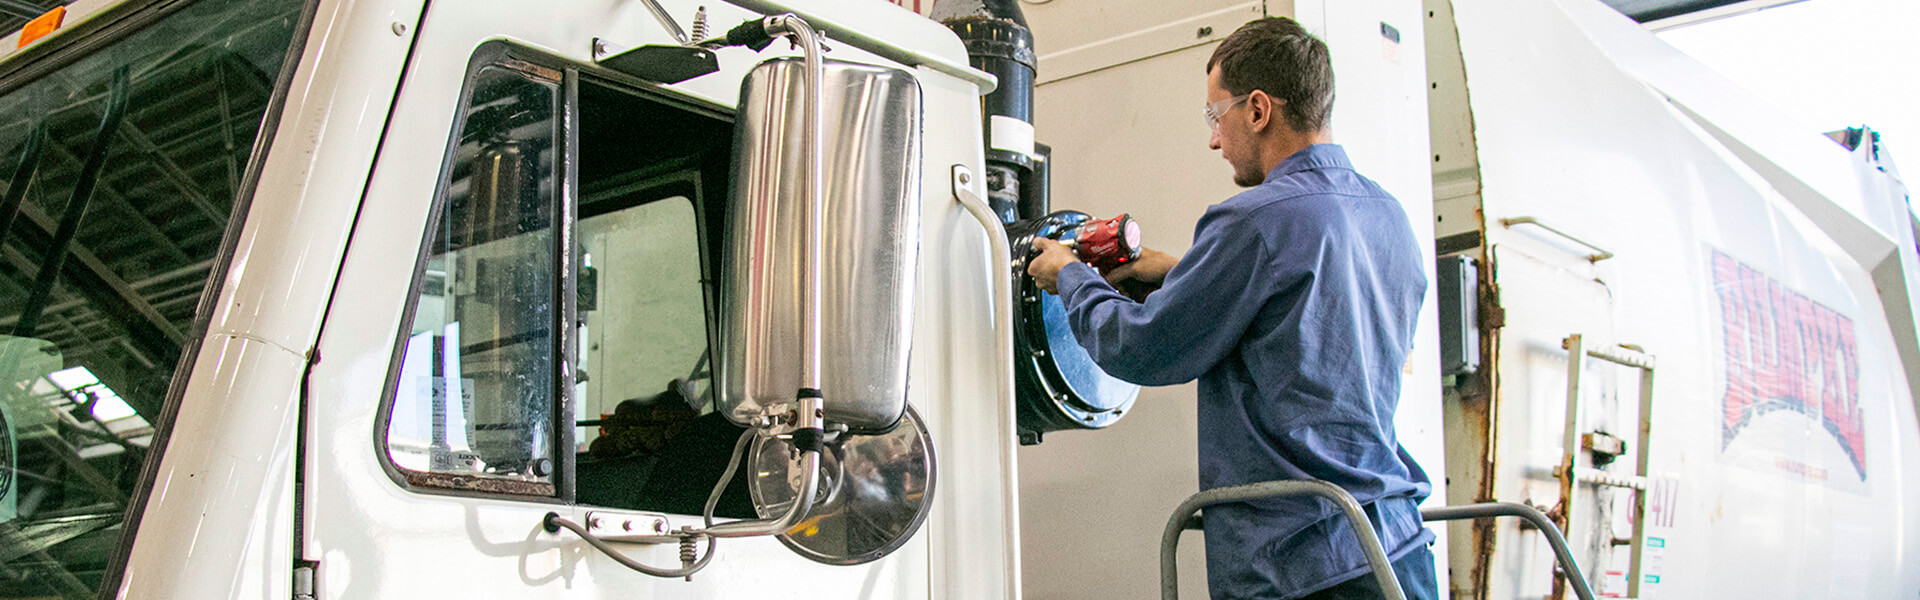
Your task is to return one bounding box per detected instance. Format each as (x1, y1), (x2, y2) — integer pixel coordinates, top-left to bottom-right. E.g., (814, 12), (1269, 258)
(1171, 500), (1601, 600)
(1419, 503), (1597, 600)
(1499, 216), (1614, 262)
(1161, 480), (1404, 600)
(952, 163), (1023, 599)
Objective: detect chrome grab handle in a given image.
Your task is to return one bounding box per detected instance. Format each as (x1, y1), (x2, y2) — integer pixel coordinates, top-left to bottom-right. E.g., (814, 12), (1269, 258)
(1499, 216), (1614, 262)
(952, 164), (1024, 599)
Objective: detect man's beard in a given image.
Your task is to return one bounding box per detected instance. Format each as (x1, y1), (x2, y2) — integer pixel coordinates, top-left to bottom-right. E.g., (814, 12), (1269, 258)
(1232, 164), (1263, 188)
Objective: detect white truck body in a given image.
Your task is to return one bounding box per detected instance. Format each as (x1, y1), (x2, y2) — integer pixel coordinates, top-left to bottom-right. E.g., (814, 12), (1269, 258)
(1431, 0), (1920, 597)
(1012, 0), (1920, 598)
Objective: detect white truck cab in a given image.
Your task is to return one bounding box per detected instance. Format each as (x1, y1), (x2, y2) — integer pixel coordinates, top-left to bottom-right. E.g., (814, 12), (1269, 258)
(0, 1), (1024, 598)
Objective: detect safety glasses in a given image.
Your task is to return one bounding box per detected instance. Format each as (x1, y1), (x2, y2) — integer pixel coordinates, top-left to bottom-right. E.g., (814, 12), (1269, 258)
(1203, 93), (1250, 131)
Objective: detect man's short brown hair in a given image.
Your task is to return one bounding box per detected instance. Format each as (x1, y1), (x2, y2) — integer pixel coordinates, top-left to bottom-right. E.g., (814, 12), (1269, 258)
(1206, 17), (1334, 133)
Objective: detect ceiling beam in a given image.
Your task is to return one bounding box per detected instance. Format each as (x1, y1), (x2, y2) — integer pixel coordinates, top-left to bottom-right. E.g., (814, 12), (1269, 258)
(0, 0), (49, 21)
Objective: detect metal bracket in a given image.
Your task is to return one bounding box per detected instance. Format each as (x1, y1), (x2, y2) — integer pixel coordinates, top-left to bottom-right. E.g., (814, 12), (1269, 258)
(293, 564), (315, 600)
(583, 510), (674, 543)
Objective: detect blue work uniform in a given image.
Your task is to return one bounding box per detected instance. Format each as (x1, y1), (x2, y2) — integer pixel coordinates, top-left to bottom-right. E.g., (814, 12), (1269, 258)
(1054, 144), (1433, 600)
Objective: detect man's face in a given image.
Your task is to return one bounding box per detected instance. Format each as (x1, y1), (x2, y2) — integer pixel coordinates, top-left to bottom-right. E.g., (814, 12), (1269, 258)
(1207, 67), (1264, 188)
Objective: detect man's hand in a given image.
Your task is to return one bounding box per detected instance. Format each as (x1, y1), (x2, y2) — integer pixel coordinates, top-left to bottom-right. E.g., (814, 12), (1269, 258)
(1027, 238), (1078, 294)
(1103, 247), (1177, 300)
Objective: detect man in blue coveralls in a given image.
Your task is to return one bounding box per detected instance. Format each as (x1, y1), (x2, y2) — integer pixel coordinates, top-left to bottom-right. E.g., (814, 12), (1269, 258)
(1027, 17), (1437, 600)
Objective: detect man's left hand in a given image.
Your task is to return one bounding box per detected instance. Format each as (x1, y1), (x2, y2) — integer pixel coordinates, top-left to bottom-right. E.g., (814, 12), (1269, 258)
(1027, 238), (1078, 294)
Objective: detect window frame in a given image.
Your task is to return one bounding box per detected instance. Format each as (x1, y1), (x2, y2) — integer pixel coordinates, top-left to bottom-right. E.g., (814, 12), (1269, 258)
(372, 40), (736, 506)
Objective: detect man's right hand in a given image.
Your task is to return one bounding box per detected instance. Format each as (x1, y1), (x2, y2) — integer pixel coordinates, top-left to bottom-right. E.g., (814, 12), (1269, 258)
(1103, 247), (1177, 300)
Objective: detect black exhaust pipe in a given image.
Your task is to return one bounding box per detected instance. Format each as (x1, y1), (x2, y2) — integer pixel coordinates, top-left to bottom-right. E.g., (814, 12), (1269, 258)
(935, 0), (1038, 224)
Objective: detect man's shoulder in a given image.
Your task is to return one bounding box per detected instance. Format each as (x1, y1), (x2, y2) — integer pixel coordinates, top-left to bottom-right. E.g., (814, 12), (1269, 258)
(1215, 178), (1368, 223)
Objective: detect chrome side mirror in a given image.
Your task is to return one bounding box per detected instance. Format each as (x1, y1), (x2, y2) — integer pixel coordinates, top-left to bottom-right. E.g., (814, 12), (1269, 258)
(544, 15), (927, 575)
(720, 57), (923, 434)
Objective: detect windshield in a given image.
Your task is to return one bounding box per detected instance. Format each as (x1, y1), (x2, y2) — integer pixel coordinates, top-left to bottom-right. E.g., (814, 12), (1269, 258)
(0, 0), (306, 596)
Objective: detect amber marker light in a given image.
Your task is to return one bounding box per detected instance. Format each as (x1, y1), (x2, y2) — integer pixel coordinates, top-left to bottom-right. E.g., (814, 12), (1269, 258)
(18, 6), (67, 48)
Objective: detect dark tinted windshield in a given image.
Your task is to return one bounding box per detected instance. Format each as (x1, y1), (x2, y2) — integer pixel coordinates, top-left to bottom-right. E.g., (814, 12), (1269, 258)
(0, 0), (306, 596)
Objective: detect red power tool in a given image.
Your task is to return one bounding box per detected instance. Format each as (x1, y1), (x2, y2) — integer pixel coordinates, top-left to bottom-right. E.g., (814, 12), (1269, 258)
(1055, 213), (1142, 274)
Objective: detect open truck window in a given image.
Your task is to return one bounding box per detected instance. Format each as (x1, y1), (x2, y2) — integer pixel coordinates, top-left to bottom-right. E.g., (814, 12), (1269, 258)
(382, 43), (748, 517)
(0, 0), (307, 596)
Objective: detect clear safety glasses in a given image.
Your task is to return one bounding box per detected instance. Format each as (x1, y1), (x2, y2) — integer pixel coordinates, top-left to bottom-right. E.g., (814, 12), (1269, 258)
(1203, 93), (1250, 132)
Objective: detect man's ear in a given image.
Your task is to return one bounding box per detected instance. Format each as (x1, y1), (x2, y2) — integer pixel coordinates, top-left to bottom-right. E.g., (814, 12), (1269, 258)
(1248, 90), (1275, 133)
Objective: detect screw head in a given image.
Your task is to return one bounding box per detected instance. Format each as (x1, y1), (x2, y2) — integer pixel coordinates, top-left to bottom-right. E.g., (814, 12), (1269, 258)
(391, 22), (407, 36)
(958, 172), (971, 185)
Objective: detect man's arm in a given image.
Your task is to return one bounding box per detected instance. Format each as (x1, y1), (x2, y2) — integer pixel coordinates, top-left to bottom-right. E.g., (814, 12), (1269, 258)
(1030, 241), (1173, 301)
(1035, 205), (1285, 386)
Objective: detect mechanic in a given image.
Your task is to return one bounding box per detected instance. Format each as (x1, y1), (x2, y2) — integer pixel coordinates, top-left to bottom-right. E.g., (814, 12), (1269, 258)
(1026, 17), (1437, 600)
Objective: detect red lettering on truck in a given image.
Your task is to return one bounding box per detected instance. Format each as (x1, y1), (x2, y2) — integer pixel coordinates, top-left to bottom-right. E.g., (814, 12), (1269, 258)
(1711, 250), (1866, 480)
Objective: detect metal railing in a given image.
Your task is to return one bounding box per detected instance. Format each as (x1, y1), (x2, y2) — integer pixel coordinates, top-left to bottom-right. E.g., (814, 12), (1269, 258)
(1162, 490), (1598, 600)
(1160, 480), (1404, 600)
(1420, 502), (1596, 600)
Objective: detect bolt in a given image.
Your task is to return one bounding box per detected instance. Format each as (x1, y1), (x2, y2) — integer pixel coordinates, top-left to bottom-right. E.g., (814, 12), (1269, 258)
(622, 520), (633, 531)
(958, 171), (971, 185)
(1197, 26), (1213, 38)
(391, 22), (407, 36)
(654, 520), (668, 534)
(588, 516), (602, 528)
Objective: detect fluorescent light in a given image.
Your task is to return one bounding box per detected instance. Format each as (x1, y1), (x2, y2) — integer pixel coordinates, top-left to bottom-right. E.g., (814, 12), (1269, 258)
(47, 366), (140, 422)
(47, 366), (100, 391)
(90, 391), (138, 421)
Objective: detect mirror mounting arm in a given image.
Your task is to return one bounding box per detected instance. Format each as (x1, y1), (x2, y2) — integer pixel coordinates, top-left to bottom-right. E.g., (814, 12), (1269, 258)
(635, 0), (691, 45)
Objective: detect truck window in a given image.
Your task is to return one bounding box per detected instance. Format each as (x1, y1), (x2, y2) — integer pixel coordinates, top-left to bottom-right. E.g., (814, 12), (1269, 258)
(569, 76), (746, 517)
(385, 63), (562, 495)
(381, 47), (749, 516)
(0, 0), (307, 596)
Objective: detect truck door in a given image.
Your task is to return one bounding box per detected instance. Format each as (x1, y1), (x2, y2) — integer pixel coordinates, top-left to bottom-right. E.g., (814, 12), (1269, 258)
(1475, 234), (1638, 599)
(298, 4), (940, 597)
